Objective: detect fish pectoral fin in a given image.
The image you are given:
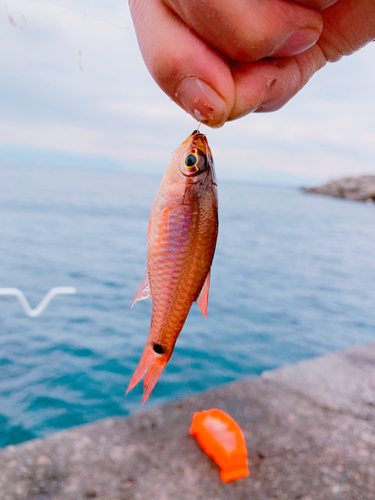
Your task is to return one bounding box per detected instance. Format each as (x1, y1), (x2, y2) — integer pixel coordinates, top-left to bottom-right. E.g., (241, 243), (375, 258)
(131, 271), (151, 307)
(126, 344), (169, 404)
(196, 270), (211, 318)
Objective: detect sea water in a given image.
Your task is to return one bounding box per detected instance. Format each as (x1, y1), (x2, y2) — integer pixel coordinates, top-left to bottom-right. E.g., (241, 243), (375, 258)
(1, 163), (375, 447)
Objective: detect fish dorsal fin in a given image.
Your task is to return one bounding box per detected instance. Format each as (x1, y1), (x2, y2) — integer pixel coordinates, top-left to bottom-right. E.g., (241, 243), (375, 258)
(131, 271), (151, 307)
(196, 271), (210, 318)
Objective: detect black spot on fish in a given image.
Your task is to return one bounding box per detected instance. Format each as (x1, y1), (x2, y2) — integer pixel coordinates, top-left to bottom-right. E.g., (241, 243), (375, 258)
(153, 344), (164, 354)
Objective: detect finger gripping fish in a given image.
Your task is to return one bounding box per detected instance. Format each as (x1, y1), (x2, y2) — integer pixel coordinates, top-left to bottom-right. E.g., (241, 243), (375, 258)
(127, 131), (218, 404)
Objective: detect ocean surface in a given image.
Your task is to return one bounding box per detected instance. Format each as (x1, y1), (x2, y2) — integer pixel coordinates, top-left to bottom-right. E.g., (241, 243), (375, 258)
(1, 163), (375, 448)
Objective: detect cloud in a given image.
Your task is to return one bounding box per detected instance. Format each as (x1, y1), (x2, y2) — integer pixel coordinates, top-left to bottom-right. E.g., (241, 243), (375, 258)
(0, 122), (172, 163)
(1, 0), (375, 183)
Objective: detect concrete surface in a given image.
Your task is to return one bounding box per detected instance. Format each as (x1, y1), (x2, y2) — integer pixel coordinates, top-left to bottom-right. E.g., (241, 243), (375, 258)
(1, 343), (375, 500)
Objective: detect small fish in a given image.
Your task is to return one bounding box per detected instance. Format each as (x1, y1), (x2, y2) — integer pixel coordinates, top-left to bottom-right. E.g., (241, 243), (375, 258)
(127, 130), (218, 403)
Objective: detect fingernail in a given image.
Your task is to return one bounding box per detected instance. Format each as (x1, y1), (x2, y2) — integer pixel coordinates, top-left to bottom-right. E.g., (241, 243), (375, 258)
(273, 28), (320, 57)
(174, 77), (227, 128)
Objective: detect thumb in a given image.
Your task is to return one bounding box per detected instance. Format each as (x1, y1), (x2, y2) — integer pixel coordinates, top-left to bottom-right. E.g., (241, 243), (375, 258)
(129, 0), (235, 127)
(129, 0), (234, 127)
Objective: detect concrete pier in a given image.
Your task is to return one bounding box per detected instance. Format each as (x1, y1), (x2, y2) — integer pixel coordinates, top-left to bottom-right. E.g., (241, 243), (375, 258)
(1, 342), (375, 500)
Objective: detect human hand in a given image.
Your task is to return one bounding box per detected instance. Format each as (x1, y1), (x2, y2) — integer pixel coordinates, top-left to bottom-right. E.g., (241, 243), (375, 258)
(129, 0), (375, 128)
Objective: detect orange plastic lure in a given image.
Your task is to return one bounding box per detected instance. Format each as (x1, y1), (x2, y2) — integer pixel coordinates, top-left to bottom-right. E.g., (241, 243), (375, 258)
(127, 131), (218, 404)
(190, 409), (249, 482)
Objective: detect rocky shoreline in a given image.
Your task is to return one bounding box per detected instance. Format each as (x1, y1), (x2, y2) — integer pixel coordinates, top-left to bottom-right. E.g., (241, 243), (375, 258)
(1, 342), (375, 500)
(302, 175), (375, 203)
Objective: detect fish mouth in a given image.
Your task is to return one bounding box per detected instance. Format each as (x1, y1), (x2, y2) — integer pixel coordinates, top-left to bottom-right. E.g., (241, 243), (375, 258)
(186, 130), (209, 156)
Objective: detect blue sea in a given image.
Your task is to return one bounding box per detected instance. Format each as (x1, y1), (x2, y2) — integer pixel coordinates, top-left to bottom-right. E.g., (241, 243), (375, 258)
(1, 163), (375, 448)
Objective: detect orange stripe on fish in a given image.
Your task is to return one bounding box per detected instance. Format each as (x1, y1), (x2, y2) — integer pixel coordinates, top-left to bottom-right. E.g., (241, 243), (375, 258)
(127, 130), (218, 403)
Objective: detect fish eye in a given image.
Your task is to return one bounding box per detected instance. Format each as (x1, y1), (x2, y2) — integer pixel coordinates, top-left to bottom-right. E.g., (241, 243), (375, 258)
(180, 149), (207, 177)
(185, 153), (198, 167)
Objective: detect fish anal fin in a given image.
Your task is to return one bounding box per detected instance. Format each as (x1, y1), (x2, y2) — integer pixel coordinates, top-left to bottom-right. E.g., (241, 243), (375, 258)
(196, 270), (211, 318)
(131, 271), (151, 307)
(126, 344), (169, 404)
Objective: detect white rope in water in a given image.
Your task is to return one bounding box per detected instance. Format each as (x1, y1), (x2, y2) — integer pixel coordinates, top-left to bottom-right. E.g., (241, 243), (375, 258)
(0, 287), (77, 317)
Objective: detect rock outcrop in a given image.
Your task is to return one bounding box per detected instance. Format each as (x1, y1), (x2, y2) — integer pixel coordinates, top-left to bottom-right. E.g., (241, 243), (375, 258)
(302, 175), (375, 203)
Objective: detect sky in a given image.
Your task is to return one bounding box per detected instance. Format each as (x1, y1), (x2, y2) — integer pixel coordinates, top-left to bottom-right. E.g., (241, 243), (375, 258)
(1, 0), (375, 186)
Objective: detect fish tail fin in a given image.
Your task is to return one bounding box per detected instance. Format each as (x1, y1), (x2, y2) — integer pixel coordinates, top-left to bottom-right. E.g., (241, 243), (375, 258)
(126, 344), (169, 404)
(126, 345), (153, 395)
(142, 355), (168, 404)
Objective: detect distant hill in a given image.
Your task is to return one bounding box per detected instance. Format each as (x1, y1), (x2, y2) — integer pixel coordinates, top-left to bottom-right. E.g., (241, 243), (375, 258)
(302, 175), (375, 203)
